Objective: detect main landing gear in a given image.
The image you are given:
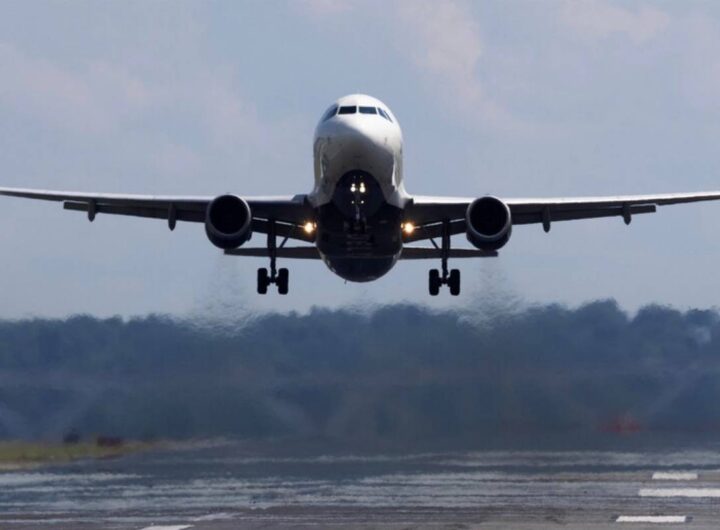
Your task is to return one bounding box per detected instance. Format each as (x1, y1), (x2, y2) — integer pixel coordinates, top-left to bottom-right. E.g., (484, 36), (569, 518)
(428, 268), (460, 296)
(428, 219), (461, 296)
(257, 220), (289, 295)
(257, 267), (288, 295)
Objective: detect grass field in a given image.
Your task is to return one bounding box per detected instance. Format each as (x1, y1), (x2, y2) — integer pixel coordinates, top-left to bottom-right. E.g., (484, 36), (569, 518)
(0, 440), (159, 469)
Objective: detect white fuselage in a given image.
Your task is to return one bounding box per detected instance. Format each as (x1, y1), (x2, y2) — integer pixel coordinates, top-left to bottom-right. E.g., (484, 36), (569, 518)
(308, 95), (408, 281)
(311, 94), (406, 209)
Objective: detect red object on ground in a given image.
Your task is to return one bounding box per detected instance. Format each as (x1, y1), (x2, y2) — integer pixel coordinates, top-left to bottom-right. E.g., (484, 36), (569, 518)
(600, 414), (642, 434)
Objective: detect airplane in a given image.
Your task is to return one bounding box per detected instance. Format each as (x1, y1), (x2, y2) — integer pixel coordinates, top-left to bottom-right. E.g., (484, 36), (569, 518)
(2, 93), (720, 296)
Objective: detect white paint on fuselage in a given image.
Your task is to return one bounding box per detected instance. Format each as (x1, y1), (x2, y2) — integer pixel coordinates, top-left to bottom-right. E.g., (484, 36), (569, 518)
(311, 94), (406, 208)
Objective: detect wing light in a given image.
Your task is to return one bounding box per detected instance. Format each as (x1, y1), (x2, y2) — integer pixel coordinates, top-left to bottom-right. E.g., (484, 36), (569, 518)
(401, 222), (416, 235)
(303, 221), (317, 234)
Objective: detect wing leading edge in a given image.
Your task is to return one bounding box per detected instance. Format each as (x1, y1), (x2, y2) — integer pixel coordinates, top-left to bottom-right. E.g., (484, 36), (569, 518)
(0, 187), (315, 242)
(404, 191), (720, 241)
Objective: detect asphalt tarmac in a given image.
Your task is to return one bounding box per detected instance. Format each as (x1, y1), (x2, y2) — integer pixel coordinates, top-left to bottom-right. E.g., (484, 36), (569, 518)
(1, 441), (719, 529)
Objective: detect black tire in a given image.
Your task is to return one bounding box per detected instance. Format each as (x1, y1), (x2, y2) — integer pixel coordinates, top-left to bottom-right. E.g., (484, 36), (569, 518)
(277, 268), (289, 295)
(429, 269), (440, 296)
(449, 269), (461, 296)
(257, 268), (269, 295)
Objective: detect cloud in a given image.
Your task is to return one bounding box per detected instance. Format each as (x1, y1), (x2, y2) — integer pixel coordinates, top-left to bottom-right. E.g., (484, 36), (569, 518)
(0, 42), (150, 134)
(0, 39), (273, 169)
(393, 0), (482, 84)
(295, 0), (534, 134)
(299, 0), (354, 18)
(674, 14), (720, 113)
(390, 0), (534, 133)
(559, 0), (671, 43)
(194, 75), (263, 149)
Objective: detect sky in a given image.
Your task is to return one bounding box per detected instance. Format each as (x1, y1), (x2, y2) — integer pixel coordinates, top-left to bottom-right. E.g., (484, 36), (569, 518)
(2, 0), (720, 318)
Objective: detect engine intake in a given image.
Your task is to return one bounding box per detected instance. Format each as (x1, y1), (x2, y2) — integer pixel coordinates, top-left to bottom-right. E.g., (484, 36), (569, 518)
(466, 196), (512, 251)
(205, 194), (252, 249)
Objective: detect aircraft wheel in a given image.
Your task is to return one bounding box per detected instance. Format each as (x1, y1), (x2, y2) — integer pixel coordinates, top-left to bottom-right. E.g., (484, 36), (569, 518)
(257, 268), (269, 294)
(277, 268), (289, 295)
(449, 269), (461, 296)
(428, 269), (441, 296)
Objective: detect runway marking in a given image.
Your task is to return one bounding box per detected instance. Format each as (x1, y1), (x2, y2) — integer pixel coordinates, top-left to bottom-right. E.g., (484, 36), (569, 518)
(640, 488), (720, 498)
(139, 526), (193, 530)
(191, 512), (235, 521)
(616, 515), (688, 523)
(652, 471), (698, 481)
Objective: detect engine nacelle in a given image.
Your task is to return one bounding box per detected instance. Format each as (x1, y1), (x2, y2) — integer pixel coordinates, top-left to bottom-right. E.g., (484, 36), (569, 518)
(466, 196), (512, 251)
(205, 195), (252, 249)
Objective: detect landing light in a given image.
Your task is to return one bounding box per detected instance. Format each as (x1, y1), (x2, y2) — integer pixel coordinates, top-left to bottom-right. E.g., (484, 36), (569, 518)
(303, 221), (317, 234)
(402, 222), (415, 235)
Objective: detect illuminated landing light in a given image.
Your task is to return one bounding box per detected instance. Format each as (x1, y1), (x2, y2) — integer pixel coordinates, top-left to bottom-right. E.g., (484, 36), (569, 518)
(303, 222), (317, 234)
(402, 222), (415, 235)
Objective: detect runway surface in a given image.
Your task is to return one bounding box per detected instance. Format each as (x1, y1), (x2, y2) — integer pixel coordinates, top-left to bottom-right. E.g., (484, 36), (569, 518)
(1, 440), (720, 529)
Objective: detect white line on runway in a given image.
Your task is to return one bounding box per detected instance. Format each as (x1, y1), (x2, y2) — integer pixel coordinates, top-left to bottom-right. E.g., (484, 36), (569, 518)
(640, 488), (720, 497)
(616, 516), (688, 523)
(652, 471), (698, 480)
(139, 526), (193, 530)
(191, 512), (235, 521)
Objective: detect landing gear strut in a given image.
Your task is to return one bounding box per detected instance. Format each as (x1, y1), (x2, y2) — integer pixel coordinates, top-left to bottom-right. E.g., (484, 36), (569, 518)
(257, 220), (289, 295)
(428, 219), (460, 296)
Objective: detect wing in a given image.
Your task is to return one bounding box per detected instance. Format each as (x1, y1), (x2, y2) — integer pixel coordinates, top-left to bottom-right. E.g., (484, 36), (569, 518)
(0, 187), (315, 242)
(404, 191), (720, 241)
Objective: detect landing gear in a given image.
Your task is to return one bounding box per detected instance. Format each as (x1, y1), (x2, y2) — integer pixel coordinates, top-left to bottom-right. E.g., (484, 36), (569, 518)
(257, 268), (269, 294)
(277, 268), (289, 295)
(257, 220), (290, 295)
(428, 268), (461, 296)
(448, 269), (460, 296)
(428, 219), (461, 296)
(257, 266), (289, 295)
(429, 269), (441, 296)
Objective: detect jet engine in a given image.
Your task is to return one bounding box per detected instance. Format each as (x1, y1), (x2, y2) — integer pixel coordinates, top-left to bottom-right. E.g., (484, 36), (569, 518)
(205, 194), (252, 249)
(465, 196), (512, 251)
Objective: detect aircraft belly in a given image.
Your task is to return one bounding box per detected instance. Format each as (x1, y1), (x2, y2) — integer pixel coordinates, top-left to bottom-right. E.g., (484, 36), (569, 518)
(315, 174), (403, 282)
(321, 254), (399, 283)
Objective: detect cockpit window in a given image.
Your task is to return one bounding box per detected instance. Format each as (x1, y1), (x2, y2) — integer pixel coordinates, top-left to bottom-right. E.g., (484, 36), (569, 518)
(321, 105), (338, 122)
(378, 108), (393, 122)
(333, 104), (392, 121)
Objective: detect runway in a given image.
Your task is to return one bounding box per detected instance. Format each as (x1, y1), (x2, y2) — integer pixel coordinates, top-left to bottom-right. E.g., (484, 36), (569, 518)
(1, 441), (720, 529)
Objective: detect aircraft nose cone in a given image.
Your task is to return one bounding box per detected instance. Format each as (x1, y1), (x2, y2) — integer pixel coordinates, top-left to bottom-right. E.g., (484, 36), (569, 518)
(331, 118), (388, 154)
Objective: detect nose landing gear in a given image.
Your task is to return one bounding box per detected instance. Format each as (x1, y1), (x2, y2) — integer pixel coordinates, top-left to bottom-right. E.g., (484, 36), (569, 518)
(428, 219), (461, 296)
(257, 220), (290, 295)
